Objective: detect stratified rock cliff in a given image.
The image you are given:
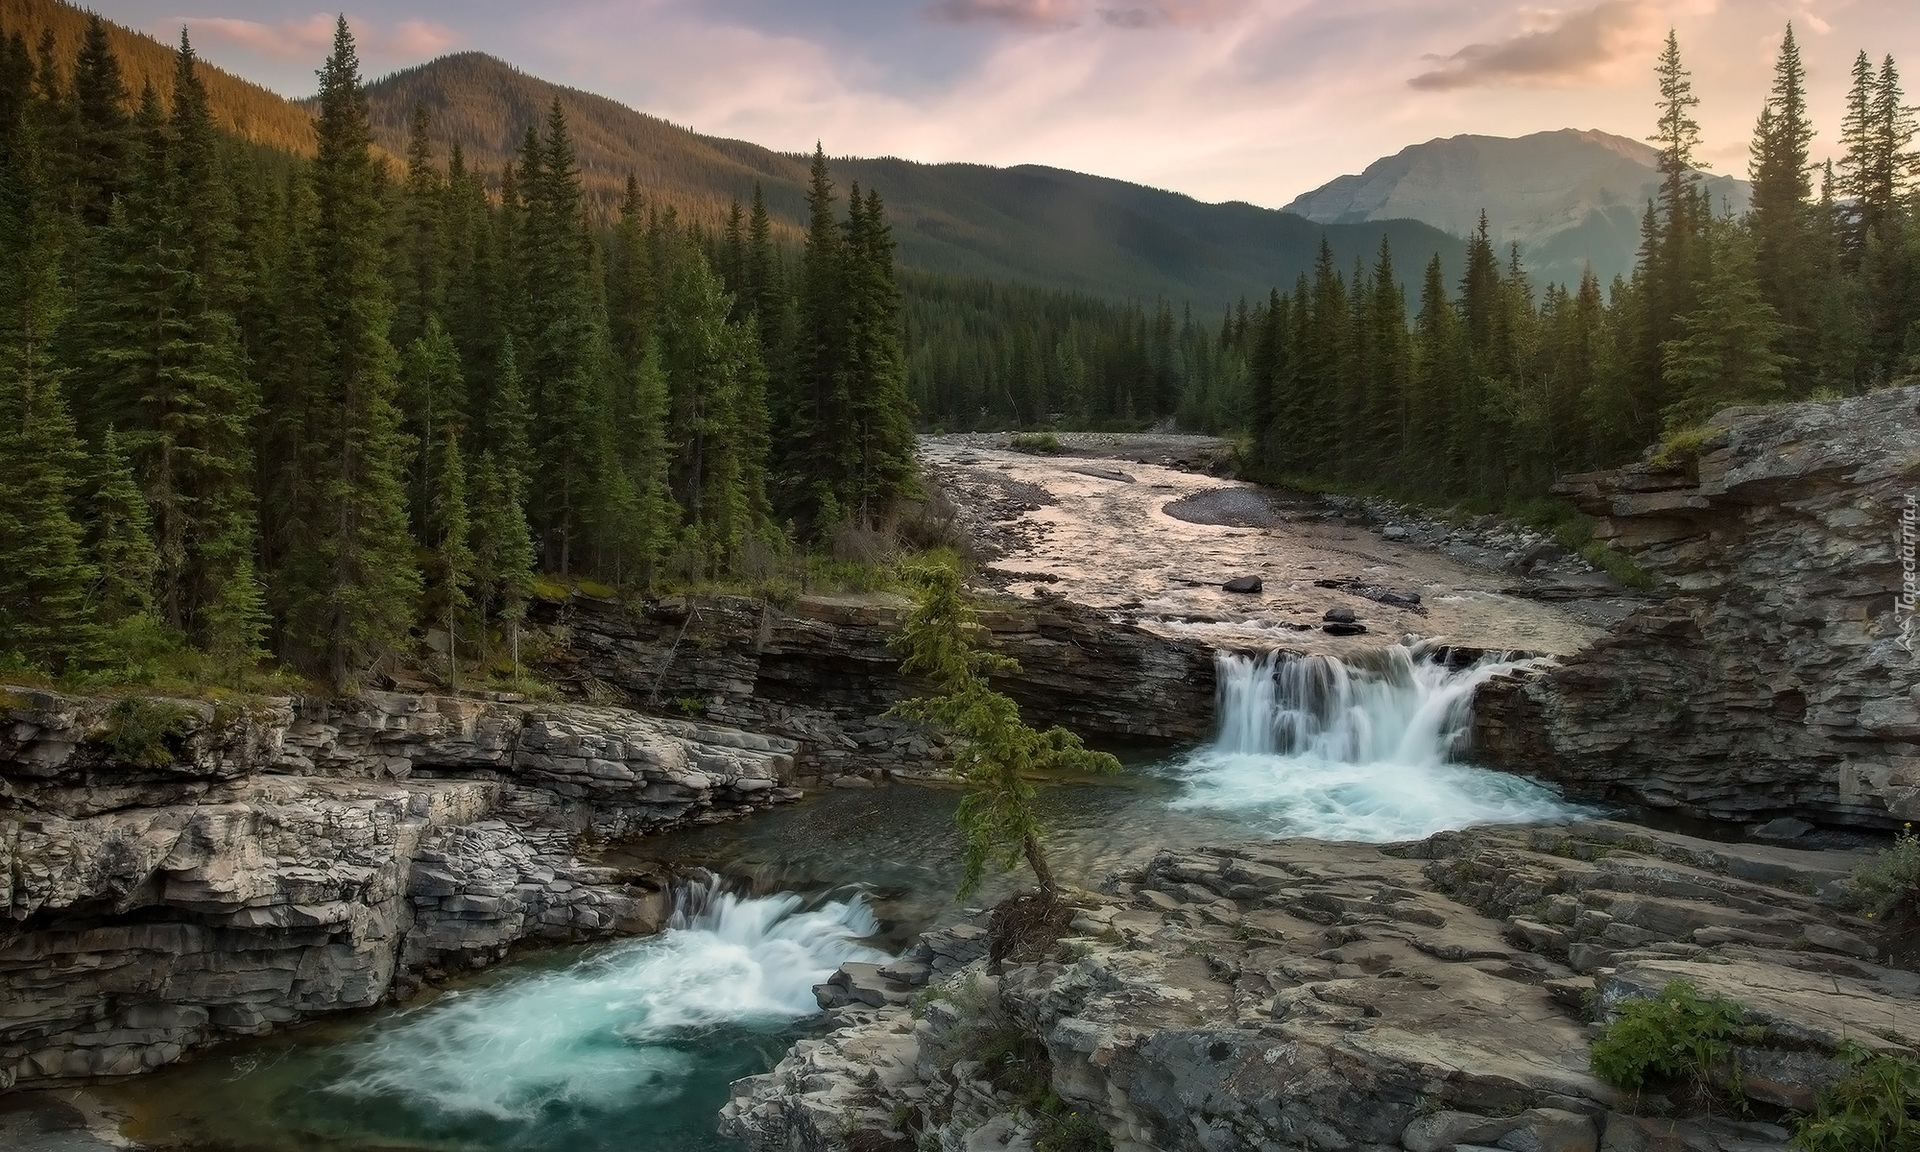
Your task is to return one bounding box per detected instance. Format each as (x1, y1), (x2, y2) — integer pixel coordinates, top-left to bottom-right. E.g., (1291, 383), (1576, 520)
(0, 688), (794, 1088)
(1473, 386), (1920, 825)
(544, 593), (1218, 782)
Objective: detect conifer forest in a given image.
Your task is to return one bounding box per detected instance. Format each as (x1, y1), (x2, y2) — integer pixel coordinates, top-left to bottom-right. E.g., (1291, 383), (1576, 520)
(1, 16), (1916, 689)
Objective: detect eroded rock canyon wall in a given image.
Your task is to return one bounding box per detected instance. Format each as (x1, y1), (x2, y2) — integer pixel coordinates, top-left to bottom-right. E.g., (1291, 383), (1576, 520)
(0, 688), (794, 1088)
(1474, 385), (1920, 826)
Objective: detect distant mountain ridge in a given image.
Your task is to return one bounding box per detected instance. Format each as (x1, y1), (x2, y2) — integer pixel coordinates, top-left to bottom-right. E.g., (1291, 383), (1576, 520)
(354, 52), (1465, 311)
(1285, 129), (1752, 286)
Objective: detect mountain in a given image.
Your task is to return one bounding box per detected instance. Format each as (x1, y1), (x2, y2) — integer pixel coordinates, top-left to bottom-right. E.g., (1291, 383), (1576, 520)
(0, 0), (314, 153)
(6, 0), (1463, 312)
(1284, 129), (1751, 287)
(356, 52), (1465, 311)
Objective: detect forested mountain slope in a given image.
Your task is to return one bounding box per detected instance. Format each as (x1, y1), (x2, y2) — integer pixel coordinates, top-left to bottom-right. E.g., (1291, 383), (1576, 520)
(0, 0), (312, 151)
(356, 52), (1466, 311)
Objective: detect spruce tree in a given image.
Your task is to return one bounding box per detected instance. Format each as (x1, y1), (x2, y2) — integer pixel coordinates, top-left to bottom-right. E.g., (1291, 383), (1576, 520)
(392, 104), (446, 351)
(283, 18), (421, 688)
(82, 427), (159, 627)
(68, 14), (129, 228)
(840, 186), (917, 523)
(1662, 223), (1788, 429)
(782, 144), (849, 529)
(1748, 24), (1818, 381)
(0, 83), (96, 669)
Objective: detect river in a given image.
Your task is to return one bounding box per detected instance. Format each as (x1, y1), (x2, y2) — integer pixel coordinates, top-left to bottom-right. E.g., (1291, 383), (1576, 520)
(104, 645), (1585, 1152)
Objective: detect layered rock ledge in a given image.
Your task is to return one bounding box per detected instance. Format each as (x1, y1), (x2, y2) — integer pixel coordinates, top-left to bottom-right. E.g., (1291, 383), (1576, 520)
(0, 686), (795, 1089)
(723, 821), (1885, 1152)
(542, 592), (1219, 782)
(1473, 386), (1920, 826)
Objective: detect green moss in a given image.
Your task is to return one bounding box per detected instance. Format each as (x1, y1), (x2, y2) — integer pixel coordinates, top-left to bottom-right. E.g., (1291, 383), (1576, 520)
(1649, 424), (1712, 470)
(1579, 539), (1657, 592)
(531, 577), (573, 603)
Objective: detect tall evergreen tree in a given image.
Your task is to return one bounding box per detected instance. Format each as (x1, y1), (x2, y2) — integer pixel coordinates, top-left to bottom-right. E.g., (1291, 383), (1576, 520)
(1662, 222), (1788, 429)
(1748, 24), (1819, 378)
(281, 18), (420, 688)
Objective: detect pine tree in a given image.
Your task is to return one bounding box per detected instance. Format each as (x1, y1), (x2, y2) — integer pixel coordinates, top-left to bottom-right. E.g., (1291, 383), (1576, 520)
(82, 427), (159, 627)
(68, 14), (129, 228)
(0, 75), (96, 668)
(282, 18), (421, 688)
(1409, 253), (1460, 488)
(1748, 24), (1818, 381)
(840, 186), (917, 523)
(425, 423), (472, 687)
(1662, 222), (1788, 429)
(887, 557), (1119, 899)
(782, 144), (849, 529)
(400, 316), (467, 535)
(468, 448), (535, 669)
(392, 104), (445, 350)
(519, 99), (610, 575)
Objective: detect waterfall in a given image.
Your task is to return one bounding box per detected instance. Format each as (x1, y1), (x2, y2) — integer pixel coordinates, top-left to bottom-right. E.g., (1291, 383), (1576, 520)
(1171, 644), (1580, 840)
(318, 883), (885, 1127)
(1213, 644), (1511, 764)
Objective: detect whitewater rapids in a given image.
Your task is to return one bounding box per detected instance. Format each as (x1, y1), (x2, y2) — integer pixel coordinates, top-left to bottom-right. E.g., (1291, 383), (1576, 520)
(1170, 644), (1582, 840)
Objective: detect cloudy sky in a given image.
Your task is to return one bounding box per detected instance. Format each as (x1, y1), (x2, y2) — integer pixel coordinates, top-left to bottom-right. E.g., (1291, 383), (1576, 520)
(86, 1), (1920, 208)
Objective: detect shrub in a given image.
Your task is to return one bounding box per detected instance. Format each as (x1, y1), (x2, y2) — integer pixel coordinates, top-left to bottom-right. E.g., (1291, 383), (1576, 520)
(99, 698), (200, 768)
(1589, 980), (1756, 1097)
(1010, 432), (1062, 455)
(1034, 1099), (1112, 1152)
(1848, 825), (1920, 926)
(1796, 1042), (1920, 1152)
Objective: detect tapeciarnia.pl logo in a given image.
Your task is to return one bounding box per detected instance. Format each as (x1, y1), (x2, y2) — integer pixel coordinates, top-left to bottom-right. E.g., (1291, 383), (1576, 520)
(1902, 493), (1918, 656)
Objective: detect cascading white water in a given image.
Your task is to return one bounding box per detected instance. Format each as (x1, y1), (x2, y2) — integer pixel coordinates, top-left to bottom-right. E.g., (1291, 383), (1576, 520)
(1172, 644), (1581, 840)
(321, 882), (885, 1124)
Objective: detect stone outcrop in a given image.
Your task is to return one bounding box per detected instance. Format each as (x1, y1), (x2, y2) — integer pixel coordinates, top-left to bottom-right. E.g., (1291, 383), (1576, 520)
(1473, 386), (1920, 826)
(0, 686), (794, 1090)
(722, 821), (1889, 1152)
(543, 592), (1218, 782)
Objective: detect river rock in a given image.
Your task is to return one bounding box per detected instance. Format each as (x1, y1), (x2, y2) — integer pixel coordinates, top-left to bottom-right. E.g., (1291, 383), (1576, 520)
(1221, 576), (1263, 594)
(723, 820), (1895, 1152)
(1472, 385), (1920, 826)
(1323, 607), (1356, 624)
(0, 687), (795, 1090)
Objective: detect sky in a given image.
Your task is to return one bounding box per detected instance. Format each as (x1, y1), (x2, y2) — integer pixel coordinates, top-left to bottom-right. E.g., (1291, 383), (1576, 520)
(84, 0), (1920, 209)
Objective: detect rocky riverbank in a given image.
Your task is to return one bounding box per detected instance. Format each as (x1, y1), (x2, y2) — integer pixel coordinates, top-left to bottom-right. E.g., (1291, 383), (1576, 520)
(723, 820), (1888, 1152)
(536, 591), (1220, 782)
(0, 686), (794, 1089)
(1473, 385), (1920, 827)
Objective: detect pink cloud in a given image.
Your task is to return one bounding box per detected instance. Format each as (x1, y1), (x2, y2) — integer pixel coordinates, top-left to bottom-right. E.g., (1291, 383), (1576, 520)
(1409, 0), (1664, 91)
(928, 0), (1244, 31)
(179, 12), (462, 65)
(181, 14), (335, 61)
(1100, 0), (1247, 29)
(928, 0), (1083, 28)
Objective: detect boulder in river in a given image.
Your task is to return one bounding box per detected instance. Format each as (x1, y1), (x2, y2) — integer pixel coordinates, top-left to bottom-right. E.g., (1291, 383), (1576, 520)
(1321, 621), (1368, 636)
(1323, 606), (1356, 624)
(1221, 576), (1263, 594)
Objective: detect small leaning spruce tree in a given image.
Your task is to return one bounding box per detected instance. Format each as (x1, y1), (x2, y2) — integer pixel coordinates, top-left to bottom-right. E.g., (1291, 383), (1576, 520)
(888, 558), (1119, 900)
